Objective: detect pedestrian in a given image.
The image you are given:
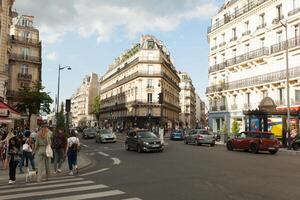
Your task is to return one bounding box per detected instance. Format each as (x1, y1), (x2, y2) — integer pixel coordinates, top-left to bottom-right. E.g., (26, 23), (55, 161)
(8, 136), (21, 184)
(18, 132), (26, 174)
(66, 130), (80, 175)
(52, 129), (67, 174)
(35, 126), (51, 182)
(23, 130), (35, 171)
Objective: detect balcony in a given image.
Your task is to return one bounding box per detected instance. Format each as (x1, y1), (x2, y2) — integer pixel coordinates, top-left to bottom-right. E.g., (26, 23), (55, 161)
(18, 73), (32, 81)
(209, 62), (227, 73)
(219, 42), (226, 48)
(288, 7), (300, 16)
(242, 30), (251, 36)
(271, 36), (300, 54)
(229, 36), (237, 42)
(211, 45), (218, 51)
(208, 0), (268, 33)
(220, 105), (227, 111)
(256, 23), (267, 30)
(146, 85), (154, 89)
(10, 35), (40, 46)
(10, 53), (41, 64)
(211, 106), (217, 111)
(272, 15), (284, 25)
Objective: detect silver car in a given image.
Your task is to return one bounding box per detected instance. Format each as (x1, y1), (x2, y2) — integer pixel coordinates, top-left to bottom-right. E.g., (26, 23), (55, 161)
(95, 129), (117, 143)
(184, 129), (215, 146)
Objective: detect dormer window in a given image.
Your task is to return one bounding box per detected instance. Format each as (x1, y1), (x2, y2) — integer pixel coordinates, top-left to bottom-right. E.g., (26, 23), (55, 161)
(147, 40), (155, 49)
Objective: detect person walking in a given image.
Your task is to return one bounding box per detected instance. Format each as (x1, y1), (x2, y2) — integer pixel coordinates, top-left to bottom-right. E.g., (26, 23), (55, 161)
(66, 131), (80, 175)
(8, 136), (21, 184)
(35, 126), (51, 182)
(23, 130), (35, 171)
(52, 129), (66, 173)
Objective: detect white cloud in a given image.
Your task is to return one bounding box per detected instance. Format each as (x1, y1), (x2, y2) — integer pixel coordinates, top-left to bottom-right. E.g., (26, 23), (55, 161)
(14, 0), (218, 44)
(46, 52), (57, 61)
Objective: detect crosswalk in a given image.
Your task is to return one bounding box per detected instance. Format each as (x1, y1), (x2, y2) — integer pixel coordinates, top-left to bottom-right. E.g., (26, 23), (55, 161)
(0, 176), (142, 200)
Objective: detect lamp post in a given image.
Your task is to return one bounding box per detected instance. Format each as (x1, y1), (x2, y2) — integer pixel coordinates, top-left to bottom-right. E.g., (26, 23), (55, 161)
(280, 20), (291, 149)
(56, 64), (71, 128)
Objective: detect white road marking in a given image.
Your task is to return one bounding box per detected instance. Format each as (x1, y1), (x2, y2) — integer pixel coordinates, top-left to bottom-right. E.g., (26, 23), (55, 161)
(44, 190), (125, 200)
(97, 151), (110, 157)
(0, 180), (94, 194)
(111, 157), (121, 165)
(1, 184), (108, 200)
(82, 144), (89, 148)
(79, 168), (110, 177)
(104, 147), (109, 149)
(122, 198), (143, 200)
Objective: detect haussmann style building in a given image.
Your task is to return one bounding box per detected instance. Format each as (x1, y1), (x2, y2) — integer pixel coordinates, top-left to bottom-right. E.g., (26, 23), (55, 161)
(207, 0), (300, 133)
(99, 35), (181, 130)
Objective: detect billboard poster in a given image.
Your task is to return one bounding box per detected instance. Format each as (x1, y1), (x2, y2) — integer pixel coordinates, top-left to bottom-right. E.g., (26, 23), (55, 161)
(250, 117), (259, 131)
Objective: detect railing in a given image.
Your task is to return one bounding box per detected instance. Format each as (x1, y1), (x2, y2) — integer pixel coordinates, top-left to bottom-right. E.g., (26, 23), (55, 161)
(10, 35), (40, 46)
(288, 7), (300, 16)
(211, 106), (217, 111)
(256, 23), (267, 30)
(147, 85), (154, 89)
(242, 30), (251, 36)
(10, 53), (41, 63)
(18, 73), (32, 80)
(207, 0), (268, 33)
(219, 42), (226, 47)
(209, 47), (269, 73)
(271, 36), (300, 54)
(229, 36), (237, 42)
(211, 45), (218, 51)
(220, 105), (227, 111)
(207, 66), (300, 93)
(272, 15), (284, 24)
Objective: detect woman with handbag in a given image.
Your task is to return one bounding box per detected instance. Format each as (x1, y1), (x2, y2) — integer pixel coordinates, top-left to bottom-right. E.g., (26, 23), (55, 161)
(23, 130), (35, 171)
(35, 126), (51, 182)
(8, 136), (21, 184)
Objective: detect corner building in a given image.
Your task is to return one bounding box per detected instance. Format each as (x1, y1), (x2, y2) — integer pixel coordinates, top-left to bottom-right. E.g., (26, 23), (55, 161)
(100, 35), (180, 129)
(207, 0), (300, 132)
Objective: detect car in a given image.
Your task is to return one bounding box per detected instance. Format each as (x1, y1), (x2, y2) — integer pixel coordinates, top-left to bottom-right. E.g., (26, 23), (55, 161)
(170, 130), (184, 140)
(95, 129), (117, 143)
(184, 129), (215, 146)
(82, 128), (97, 139)
(226, 131), (280, 154)
(125, 129), (164, 153)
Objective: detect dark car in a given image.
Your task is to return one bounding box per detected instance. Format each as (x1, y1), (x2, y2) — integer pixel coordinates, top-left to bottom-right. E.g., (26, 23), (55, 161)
(82, 128), (97, 139)
(226, 131), (280, 154)
(125, 129), (164, 153)
(170, 130), (184, 140)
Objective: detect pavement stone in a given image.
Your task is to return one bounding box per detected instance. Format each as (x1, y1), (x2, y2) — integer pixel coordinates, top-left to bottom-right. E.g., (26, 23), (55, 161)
(0, 153), (91, 182)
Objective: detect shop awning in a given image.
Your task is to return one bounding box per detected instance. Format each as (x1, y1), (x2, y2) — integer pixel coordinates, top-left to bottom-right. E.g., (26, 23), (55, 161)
(276, 106), (300, 112)
(0, 117), (12, 124)
(0, 102), (21, 119)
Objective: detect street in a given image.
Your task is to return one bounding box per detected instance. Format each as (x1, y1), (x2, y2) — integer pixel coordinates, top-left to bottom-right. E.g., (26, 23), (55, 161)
(1, 135), (300, 200)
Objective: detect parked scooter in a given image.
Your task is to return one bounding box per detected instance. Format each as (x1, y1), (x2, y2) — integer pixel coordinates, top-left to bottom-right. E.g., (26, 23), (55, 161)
(292, 135), (300, 150)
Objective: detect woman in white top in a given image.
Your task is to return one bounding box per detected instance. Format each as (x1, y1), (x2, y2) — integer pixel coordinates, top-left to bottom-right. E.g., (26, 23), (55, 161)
(66, 131), (80, 175)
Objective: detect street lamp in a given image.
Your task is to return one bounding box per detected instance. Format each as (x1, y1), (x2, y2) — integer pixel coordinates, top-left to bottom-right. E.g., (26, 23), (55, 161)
(56, 64), (71, 127)
(280, 19), (291, 149)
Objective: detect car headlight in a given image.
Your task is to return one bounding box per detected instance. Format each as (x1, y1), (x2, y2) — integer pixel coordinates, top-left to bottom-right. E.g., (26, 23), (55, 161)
(143, 142), (149, 145)
(113, 133), (116, 138)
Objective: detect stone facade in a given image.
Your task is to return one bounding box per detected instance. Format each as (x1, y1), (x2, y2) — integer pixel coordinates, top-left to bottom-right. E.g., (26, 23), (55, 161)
(99, 35), (180, 130)
(196, 94), (206, 128)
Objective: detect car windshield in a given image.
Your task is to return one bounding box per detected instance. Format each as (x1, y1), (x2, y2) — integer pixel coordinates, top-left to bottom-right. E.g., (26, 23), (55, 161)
(86, 128), (96, 132)
(261, 133), (275, 139)
(197, 130), (211, 135)
(138, 132), (157, 138)
(100, 130), (112, 135)
(174, 131), (182, 133)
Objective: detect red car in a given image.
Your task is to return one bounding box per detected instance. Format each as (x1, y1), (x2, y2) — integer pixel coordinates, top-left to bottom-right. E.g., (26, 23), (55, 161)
(226, 131), (280, 154)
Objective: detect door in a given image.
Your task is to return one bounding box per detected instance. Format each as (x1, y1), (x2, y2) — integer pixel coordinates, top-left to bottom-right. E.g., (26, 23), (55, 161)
(232, 132), (247, 149)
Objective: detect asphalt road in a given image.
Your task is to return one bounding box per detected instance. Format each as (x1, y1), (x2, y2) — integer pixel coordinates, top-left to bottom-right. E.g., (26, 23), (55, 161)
(1, 135), (300, 200)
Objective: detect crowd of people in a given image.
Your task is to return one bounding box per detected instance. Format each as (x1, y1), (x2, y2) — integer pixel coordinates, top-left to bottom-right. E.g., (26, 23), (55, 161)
(0, 125), (80, 184)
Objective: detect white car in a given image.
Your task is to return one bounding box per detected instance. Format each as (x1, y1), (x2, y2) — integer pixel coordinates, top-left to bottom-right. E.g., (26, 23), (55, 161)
(95, 129), (117, 143)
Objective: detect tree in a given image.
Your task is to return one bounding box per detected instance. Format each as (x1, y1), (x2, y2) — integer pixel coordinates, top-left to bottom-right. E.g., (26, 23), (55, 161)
(92, 95), (101, 126)
(16, 81), (53, 126)
(231, 120), (240, 135)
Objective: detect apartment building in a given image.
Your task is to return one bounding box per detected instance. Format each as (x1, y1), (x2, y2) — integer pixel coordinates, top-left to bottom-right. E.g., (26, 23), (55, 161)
(71, 73), (99, 127)
(0, 0), (16, 101)
(178, 71), (196, 128)
(99, 35), (180, 130)
(7, 15), (42, 106)
(196, 94), (206, 128)
(207, 0), (300, 132)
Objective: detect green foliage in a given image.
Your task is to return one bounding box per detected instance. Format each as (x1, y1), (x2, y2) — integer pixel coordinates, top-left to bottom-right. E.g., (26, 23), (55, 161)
(16, 81), (53, 125)
(231, 120), (240, 135)
(222, 123), (228, 135)
(92, 95), (101, 123)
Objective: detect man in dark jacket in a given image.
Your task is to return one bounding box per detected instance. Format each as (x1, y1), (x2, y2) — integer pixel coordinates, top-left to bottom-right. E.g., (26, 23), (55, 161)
(52, 129), (67, 173)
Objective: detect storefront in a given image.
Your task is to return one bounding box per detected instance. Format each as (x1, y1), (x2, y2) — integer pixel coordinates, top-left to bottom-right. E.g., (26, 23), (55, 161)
(0, 101), (21, 131)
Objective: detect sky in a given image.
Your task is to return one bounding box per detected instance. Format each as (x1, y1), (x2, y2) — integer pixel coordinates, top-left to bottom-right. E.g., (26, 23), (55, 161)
(14, 0), (224, 109)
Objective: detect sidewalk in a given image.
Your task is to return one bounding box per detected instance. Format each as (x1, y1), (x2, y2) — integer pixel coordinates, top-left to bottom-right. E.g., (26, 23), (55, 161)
(0, 153), (91, 182)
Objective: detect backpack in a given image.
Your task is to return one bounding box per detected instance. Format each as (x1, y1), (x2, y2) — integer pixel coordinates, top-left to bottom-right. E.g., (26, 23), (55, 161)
(52, 135), (63, 149)
(69, 137), (79, 151)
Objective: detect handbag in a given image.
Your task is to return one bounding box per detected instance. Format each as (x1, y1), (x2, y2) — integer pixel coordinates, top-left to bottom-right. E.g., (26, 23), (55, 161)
(46, 144), (53, 158)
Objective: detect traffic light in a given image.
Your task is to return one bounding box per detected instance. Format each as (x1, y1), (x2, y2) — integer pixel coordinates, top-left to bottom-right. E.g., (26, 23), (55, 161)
(158, 92), (163, 104)
(148, 113), (152, 119)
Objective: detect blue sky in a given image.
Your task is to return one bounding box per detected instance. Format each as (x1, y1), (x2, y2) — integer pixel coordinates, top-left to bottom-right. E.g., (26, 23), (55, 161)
(14, 0), (224, 109)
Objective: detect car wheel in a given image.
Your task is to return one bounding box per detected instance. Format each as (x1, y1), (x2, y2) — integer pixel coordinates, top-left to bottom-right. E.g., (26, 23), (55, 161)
(137, 145), (143, 153)
(250, 143), (259, 154)
(269, 150), (278, 154)
(226, 141), (233, 151)
(292, 143), (299, 151)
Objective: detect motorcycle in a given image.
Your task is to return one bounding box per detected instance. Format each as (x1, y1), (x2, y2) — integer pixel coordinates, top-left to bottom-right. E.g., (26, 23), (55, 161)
(292, 135), (300, 151)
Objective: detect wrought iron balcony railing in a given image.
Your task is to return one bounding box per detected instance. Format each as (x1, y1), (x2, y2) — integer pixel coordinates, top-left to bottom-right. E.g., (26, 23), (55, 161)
(18, 73), (32, 81)
(10, 53), (41, 64)
(256, 23), (267, 30)
(271, 36), (300, 54)
(10, 35), (40, 46)
(242, 30), (251, 36)
(272, 15), (284, 24)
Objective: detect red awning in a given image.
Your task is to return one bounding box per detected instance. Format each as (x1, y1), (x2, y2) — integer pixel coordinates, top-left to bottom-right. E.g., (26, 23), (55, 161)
(0, 102), (20, 117)
(276, 106), (300, 111)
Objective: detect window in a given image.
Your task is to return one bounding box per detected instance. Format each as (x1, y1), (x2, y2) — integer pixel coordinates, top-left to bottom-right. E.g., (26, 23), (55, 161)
(213, 57), (217, 65)
(233, 95), (237, 104)
(293, 0), (299, 9)
(279, 88), (284, 104)
(232, 49), (236, 57)
(245, 44), (249, 53)
(221, 53), (225, 62)
(147, 40), (155, 49)
(222, 33), (225, 42)
(262, 90), (268, 98)
(213, 37), (217, 46)
(21, 48), (29, 59)
(244, 21), (249, 31)
(232, 28), (236, 38)
(246, 93), (250, 105)
(147, 93), (152, 103)
(147, 52), (154, 60)
(147, 65), (153, 74)
(277, 31), (282, 43)
(276, 4), (282, 19)
(20, 64), (28, 74)
(295, 25), (299, 38)
(147, 79), (153, 88)
(259, 13), (265, 25)
(260, 38), (265, 48)
(295, 90), (300, 102)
